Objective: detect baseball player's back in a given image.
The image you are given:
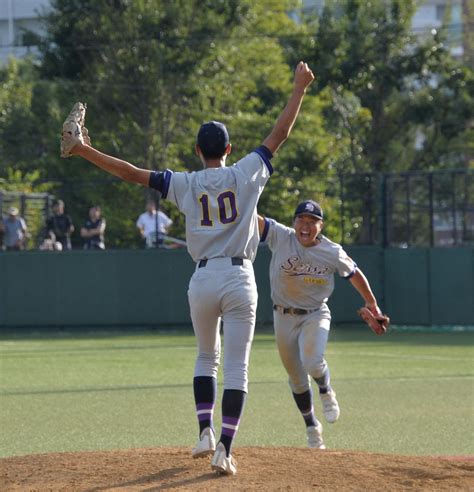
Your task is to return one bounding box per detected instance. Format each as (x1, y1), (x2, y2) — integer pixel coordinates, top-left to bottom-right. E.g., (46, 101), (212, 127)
(60, 61), (315, 475)
(163, 150), (271, 262)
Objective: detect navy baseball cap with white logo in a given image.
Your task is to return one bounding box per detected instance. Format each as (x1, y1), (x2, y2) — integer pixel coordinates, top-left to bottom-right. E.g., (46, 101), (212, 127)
(294, 200), (324, 220)
(197, 121), (230, 158)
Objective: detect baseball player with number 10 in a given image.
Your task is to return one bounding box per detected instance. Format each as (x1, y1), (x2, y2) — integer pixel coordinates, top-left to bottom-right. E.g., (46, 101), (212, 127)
(60, 61), (315, 475)
(258, 201), (389, 449)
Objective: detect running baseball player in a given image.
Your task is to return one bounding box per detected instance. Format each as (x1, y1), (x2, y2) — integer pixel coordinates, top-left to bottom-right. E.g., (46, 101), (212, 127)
(258, 200), (389, 449)
(60, 61), (315, 475)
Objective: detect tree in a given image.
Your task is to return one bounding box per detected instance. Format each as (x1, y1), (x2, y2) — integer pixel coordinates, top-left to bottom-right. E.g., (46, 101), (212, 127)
(279, 0), (474, 243)
(287, 0), (473, 173)
(30, 0), (325, 244)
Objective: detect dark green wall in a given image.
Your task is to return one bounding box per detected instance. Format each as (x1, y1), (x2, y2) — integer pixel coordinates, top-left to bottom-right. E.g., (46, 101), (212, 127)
(0, 246), (472, 328)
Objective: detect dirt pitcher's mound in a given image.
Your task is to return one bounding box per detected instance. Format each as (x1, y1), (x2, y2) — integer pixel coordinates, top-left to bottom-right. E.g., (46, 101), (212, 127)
(1, 447), (473, 491)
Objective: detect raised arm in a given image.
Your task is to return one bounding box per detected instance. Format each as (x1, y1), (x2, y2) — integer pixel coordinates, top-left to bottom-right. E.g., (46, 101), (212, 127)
(262, 61), (315, 155)
(72, 145), (151, 187)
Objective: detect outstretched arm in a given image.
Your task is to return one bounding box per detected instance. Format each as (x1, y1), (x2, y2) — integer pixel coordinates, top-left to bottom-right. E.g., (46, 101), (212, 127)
(262, 61), (315, 155)
(349, 268), (380, 311)
(352, 267), (390, 335)
(71, 145), (151, 187)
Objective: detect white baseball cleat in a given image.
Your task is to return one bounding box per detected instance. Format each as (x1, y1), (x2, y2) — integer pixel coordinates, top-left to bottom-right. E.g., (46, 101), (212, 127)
(307, 422), (326, 449)
(192, 427), (216, 458)
(60, 102), (90, 158)
(211, 442), (237, 475)
(320, 389), (340, 423)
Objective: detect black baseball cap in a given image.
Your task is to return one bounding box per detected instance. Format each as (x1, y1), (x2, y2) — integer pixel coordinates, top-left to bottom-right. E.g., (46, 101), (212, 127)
(294, 200), (324, 220)
(197, 121), (230, 158)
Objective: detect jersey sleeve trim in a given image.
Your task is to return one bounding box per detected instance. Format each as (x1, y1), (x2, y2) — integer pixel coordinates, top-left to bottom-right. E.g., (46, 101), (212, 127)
(253, 146), (274, 176)
(343, 264), (358, 279)
(260, 217), (271, 242)
(148, 169), (173, 198)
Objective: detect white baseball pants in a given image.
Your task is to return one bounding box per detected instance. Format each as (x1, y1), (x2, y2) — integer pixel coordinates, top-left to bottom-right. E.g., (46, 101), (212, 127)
(188, 258), (258, 393)
(273, 304), (332, 394)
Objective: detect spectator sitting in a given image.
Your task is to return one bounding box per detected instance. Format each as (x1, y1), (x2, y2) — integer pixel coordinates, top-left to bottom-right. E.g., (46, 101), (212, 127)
(80, 206), (106, 250)
(136, 199), (172, 248)
(1, 207), (28, 251)
(39, 238), (63, 251)
(46, 199), (74, 250)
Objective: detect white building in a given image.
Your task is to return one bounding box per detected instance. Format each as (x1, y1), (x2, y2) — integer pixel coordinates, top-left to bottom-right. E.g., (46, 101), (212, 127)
(0, 0), (466, 65)
(300, 0), (464, 58)
(411, 0), (463, 57)
(0, 0), (49, 64)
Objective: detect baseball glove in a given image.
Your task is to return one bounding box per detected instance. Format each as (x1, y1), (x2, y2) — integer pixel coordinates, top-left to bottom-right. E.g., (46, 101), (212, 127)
(358, 305), (390, 335)
(60, 102), (90, 158)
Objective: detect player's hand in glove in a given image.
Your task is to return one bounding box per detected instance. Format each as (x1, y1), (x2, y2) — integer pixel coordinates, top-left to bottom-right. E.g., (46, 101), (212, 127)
(60, 102), (91, 158)
(358, 304), (390, 335)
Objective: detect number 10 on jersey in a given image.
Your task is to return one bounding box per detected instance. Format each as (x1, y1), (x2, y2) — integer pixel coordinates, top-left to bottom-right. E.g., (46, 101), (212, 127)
(199, 191), (238, 226)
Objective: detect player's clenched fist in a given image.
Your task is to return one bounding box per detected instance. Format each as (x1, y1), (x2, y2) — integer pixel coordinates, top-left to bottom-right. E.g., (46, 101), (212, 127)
(294, 61), (315, 91)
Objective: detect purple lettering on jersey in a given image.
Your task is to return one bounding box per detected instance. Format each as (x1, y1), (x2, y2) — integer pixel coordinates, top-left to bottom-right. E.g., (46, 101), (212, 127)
(199, 194), (213, 226)
(218, 191), (237, 224)
(281, 256), (330, 275)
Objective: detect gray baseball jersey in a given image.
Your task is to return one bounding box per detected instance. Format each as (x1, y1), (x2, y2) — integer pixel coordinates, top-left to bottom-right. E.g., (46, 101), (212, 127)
(150, 148), (272, 262)
(260, 218), (357, 398)
(261, 218), (356, 309)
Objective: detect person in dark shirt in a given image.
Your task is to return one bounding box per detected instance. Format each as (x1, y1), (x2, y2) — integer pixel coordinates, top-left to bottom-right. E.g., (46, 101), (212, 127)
(46, 200), (74, 250)
(80, 206), (106, 250)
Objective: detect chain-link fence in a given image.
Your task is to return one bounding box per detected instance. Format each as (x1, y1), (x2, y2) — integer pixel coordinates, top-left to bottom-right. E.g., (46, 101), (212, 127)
(288, 168), (473, 247)
(384, 170), (473, 247)
(2, 169), (472, 250)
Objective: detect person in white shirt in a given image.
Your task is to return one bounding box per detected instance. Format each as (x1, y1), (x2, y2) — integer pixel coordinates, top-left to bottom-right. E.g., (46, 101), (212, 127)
(136, 200), (173, 248)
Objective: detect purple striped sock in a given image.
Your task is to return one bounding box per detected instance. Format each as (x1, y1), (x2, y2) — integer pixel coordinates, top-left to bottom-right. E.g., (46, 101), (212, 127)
(196, 402), (214, 422)
(222, 416), (240, 438)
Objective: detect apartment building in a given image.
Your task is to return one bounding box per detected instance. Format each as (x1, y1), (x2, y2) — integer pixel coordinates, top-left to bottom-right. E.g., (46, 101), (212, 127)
(0, 0), (468, 65)
(0, 0), (48, 63)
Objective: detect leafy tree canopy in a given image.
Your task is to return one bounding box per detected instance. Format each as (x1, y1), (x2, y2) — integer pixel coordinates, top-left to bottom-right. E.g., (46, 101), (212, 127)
(1, 0), (472, 245)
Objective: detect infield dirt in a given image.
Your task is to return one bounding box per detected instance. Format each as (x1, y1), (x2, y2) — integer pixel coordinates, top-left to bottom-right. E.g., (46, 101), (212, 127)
(1, 447), (473, 491)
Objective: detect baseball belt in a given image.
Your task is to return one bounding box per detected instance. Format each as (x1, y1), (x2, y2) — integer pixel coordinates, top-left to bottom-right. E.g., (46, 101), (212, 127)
(273, 304), (320, 315)
(198, 257), (243, 268)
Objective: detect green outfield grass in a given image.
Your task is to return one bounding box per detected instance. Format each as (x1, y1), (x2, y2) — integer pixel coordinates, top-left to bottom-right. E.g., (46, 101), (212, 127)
(0, 327), (473, 458)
